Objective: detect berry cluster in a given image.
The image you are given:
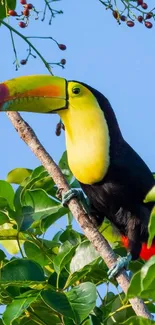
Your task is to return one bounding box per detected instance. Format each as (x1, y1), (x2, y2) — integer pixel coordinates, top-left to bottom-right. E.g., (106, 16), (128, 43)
(101, 0), (154, 29)
(8, 0), (37, 29)
(8, 1), (67, 69)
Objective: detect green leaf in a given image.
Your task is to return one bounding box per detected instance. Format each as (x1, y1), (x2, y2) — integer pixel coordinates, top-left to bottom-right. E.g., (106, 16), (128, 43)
(53, 240), (76, 274)
(60, 226), (81, 245)
(48, 269), (69, 289)
(0, 211), (9, 224)
(31, 166), (47, 179)
(119, 316), (155, 324)
(70, 240), (99, 273)
(99, 220), (120, 244)
(20, 206), (35, 231)
(127, 271), (141, 299)
(6, 168), (32, 185)
(0, 259), (45, 282)
(2, 292), (38, 325)
(40, 205), (67, 232)
(148, 206), (155, 247)
(23, 189), (64, 221)
(0, 180), (14, 209)
(21, 300), (61, 324)
(0, 0), (16, 19)
(59, 151), (73, 182)
(66, 282), (97, 324)
(24, 241), (49, 267)
(140, 256), (155, 299)
(127, 256), (155, 300)
(107, 293), (126, 325)
(41, 290), (75, 319)
(0, 223), (25, 254)
(41, 282), (97, 325)
(144, 185), (155, 203)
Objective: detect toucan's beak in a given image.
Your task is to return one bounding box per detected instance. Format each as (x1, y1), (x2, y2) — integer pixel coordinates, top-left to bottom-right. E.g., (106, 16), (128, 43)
(0, 75), (67, 113)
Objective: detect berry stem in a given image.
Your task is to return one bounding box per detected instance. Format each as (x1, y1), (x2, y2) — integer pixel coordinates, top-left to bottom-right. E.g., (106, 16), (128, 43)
(26, 35), (59, 46)
(10, 29), (20, 71)
(0, 19), (53, 74)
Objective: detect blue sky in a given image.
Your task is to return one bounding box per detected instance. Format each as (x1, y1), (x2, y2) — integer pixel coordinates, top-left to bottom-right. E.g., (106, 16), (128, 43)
(0, 0), (155, 181)
(0, 0), (155, 313)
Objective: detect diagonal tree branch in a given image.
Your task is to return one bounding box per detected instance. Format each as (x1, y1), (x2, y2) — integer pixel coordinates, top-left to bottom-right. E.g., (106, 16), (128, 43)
(6, 111), (153, 320)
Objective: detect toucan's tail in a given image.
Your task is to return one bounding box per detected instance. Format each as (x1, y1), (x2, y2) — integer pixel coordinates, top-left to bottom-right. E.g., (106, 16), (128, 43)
(122, 236), (155, 261)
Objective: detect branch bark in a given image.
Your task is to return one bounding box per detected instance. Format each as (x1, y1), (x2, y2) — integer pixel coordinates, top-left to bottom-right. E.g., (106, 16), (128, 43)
(7, 111), (153, 320)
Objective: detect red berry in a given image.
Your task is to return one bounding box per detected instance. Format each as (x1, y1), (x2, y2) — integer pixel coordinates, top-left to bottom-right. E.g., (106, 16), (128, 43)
(23, 8), (29, 16)
(141, 2), (148, 9)
(60, 59), (66, 65)
(126, 20), (135, 27)
(58, 44), (67, 51)
(8, 9), (17, 16)
(146, 12), (153, 19)
(20, 59), (27, 65)
(113, 10), (119, 19)
(25, 3), (33, 9)
(137, 0), (143, 5)
(145, 21), (153, 28)
(120, 15), (126, 21)
(138, 15), (143, 22)
(19, 21), (26, 28)
(20, 0), (27, 4)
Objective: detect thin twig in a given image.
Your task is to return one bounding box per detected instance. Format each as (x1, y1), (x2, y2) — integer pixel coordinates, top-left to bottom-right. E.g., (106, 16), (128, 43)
(10, 30), (20, 71)
(6, 111), (153, 320)
(0, 20), (53, 74)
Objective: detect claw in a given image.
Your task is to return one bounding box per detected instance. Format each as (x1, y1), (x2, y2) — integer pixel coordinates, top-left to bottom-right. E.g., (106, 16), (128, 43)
(62, 189), (80, 206)
(62, 189), (90, 215)
(107, 253), (132, 279)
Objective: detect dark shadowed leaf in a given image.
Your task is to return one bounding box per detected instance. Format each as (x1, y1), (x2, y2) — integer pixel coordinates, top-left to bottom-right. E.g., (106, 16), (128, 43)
(0, 211), (9, 224)
(0, 0), (16, 19)
(6, 168), (32, 185)
(0, 181), (14, 209)
(0, 259), (45, 283)
(41, 290), (74, 319)
(106, 293), (126, 325)
(21, 299), (61, 324)
(60, 226), (81, 245)
(48, 269), (69, 289)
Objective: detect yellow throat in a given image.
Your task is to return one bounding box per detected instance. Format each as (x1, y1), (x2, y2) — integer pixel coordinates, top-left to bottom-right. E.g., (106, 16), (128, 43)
(59, 82), (110, 185)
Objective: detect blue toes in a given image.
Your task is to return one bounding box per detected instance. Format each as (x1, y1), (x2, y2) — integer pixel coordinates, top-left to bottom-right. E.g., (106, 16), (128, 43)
(62, 189), (80, 206)
(107, 253), (132, 279)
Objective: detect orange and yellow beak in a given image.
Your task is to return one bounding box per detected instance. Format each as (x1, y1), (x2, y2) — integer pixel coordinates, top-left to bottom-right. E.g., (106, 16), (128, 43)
(0, 75), (67, 113)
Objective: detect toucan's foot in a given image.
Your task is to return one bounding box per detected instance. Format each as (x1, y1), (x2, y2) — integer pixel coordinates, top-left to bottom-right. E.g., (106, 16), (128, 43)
(62, 189), (79, 206)
(107, 253), (132, 279)
(62, 189), (90, 213)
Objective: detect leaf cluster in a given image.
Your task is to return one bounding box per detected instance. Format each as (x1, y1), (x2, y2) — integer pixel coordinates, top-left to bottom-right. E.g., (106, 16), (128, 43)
(0, 151), (154, 324)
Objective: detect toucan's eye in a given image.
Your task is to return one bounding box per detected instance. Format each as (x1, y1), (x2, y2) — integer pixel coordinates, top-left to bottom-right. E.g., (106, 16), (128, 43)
(72, 87), (81, 95)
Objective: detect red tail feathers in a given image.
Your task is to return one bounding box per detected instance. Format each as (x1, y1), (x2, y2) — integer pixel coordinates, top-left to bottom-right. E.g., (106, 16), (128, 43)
(122, 236), (155, 261)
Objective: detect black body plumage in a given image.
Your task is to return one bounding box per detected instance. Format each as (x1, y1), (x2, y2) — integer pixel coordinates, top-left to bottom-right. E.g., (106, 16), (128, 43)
(79, 83), (155, 260)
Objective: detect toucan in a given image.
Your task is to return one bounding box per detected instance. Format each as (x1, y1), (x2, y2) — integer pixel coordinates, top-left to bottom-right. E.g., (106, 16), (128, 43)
(0, 75), (155, 278)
